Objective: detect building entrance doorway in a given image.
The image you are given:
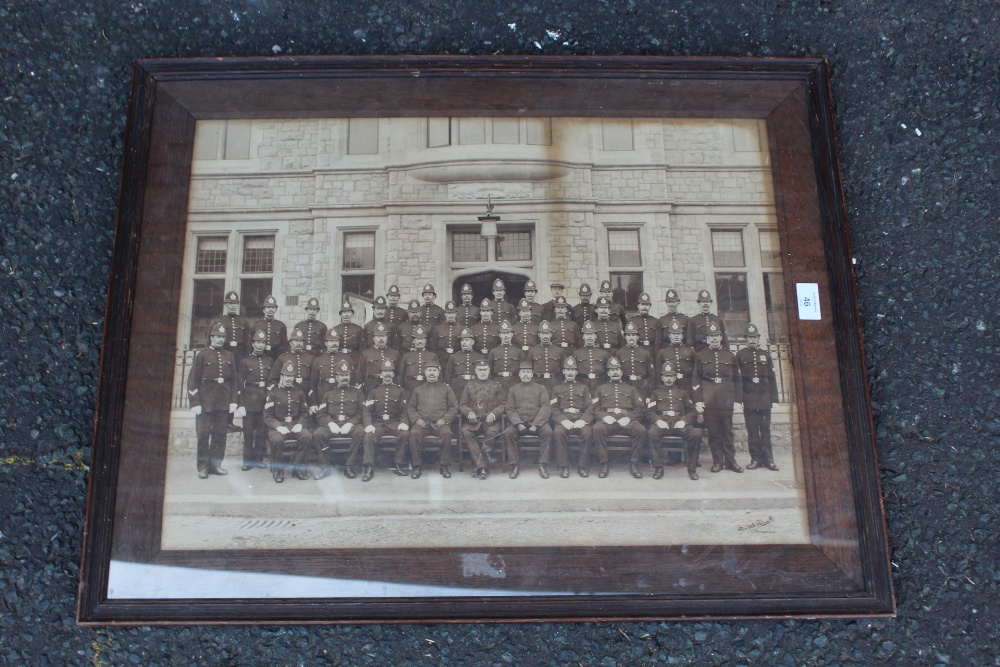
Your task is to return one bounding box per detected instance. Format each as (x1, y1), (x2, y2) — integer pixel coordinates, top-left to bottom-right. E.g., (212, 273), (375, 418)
(453, 271), (529, 310)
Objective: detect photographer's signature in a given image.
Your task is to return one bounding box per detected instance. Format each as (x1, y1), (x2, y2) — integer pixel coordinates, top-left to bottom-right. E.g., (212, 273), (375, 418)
(737, 515), (776, 533)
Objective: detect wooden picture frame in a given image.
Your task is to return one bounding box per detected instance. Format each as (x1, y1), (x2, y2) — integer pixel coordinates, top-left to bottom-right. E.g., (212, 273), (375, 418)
(78, 55), (893, 624)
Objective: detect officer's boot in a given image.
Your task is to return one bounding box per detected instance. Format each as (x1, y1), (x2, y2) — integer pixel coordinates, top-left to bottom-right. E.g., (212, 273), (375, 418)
(652, 466), (665, 480)
(539, 463), (549, 479)
(629, 461), (643, 479)
(578, 466), (589, 478)
(344, 465), (356, 479)
(361, 464), (374, 482)
(598, 462), (610, 478)
(410, 465), (422, 479)
(509, 463), (520, 479)
(440, 465), (452, 478)
(560, 466), (570, 478)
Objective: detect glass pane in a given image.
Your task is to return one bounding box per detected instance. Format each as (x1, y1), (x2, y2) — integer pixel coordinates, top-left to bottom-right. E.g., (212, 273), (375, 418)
(497, 231), (531, 261)
(763, 272), (789, 343)
(715, 272), (750, 336)
(242, 235), (274, 273)
(240, 278), (273, 321)
(190, 279), (226, 348)
(609, 272), (643, 310)
(493, 118), (520, 144)
(452, 232), (488, 262)
(759, 229), (782, 270)
(343, 274), (375, 301)
(712, 230), (745, 268)
(195, 236), (228, 274)
(344, 232), (376, 270)
(608, 229), (641, 267)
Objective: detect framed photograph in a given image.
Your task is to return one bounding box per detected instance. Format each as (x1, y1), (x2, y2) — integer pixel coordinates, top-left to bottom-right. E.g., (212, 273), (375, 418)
(78, 56), (893, 623)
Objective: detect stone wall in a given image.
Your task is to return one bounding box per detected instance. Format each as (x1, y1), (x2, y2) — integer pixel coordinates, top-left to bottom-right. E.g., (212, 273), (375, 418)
(664, 169), (771, 202)
(280, 219), (331, 312)
(384, 214), (438, 293)
(546, 211), (597, 288)
(670, 214), (709, 302)
(591, 169), (667, 201)
(188, 175), (316, 210)
(316, 171), (390, 206)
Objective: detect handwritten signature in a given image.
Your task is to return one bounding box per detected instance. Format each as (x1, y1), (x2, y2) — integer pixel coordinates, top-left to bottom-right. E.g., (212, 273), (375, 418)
(737, 515), (776, 533)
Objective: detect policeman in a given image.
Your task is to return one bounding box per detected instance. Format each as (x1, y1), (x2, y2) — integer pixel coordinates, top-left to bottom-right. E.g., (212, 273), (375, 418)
(549, 296), (581, 350)
(526, 321), (566, 392)
(455, 283), (480, 327)
(400, 325), (441, 393)
(250, 294), (289, 356)
(418, 283), (445, 327)
(627, 292), (660, 351)
(574, 321), (610, 394)
(268, 328), (315, 393)
(736, 323), (780, 471)
(504, 360), (553, 479)
(406, 359), (459, 479)
(444, 328), (485, 400)
(598, 279), (628, 326)
(430, 302), (463, 360)
(550, 355), (593, 478)
(363, 359), (410, 481)
(491, 278), (517, 324)
(212, 291), (250, 360)
(541, 281), (567, 322)
(396, 299), (424, 352)
(617, 322), (655, 397)
(646, 361), (702, 481)
(385, 285), (409, 326)
(572, 283), (596, 323)
(471, 298), (501, 355)
(188, 323), (238, 478)
(459, 359), (507, 479)
(693, 323), (743, 473)
(521, 280), (546, 323)
(263, 360), (313, 483)
(235, 329), (273, 471)
(512, 299), (540, 352)
(293, 297), (328, 353)
(657, 289), (691, 348)
(364, 295), (399, 350)
(359, 322), (401, 395)
(591, 356), (649, 479)
(656, 320), (697, 392)
(332, 301), (364, 353)
(312, 360), (366, 480)
(592, 296), (624, 351)
(688, 289), (729, 351)
(311, 329), (360, 400)
(488, 320), (523, 390)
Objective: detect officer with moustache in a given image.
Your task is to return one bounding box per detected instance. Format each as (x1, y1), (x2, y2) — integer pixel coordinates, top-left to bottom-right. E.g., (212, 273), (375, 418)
(504, 360), (553, 479)
(471, 298), (501, 355)
(550, 356), (594, 478)
(548, 296), (581, 350)
(526, 321), (566, 392)
(657, 289), (691, 348)
(418, 283), (445, 327)
(572, 283), (596, 323)
(627, 292), (660, 351)
(736, 323), (780, 471)
(263, 360), (313, 483)
(188, 323), (238, 479)
(574, 321), (610, 395)
(459, 359), (507, 479)
(311, 329), (360, 399)
(396, 299), (424, 352)
(406, 359), (459, 479)
(312, 360), (366, 480)
(655, 320), (697, 391)
(688, 289), (729, 351)
(444, 328), (485, 401)
(358, 322), (400, 395)
(364, 360), (410, 481)
(430, 301), (463, 361)
(521, 280), (545, 323)
(591, 357), (648, 479)
(512, 299), (540, 352)
(617, 322), (655, 397)
(293, 297), (328, 354)
(693, 323), (743, 473)
(646, 361), (702, 481)
(491, 278), (517, 325)
(592, 296), (624, 351)
(268, 328), (315, 396)
(250, 294), (288, 356)
(385, 285), (409, 326)
(364, 296), (399, 350)
(212, 291), (250, 433)
(488, 320), (523, 390)
(235, 330), (273, 471)
(400, 326), (441, 394)
(332, 301), (364, 353)
(455, 283), (480, 327)
(598, 279), (628, 326)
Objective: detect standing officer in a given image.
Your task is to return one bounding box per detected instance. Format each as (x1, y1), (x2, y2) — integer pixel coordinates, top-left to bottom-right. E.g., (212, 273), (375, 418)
(504, 360), (553, 479)
(212, 290), (250, 361)
(549, 296), (581, 351)
(459, 359), (507, 479)
(574, 321), (610, 395)
(444, 328), (485, 401)
(312, 360), (366, 480)
(521, 280), (545, 323)
(396, 299), (424, 352)
(736, 323), (780, 471)
(693, 323), (743, 473)
(235, 330), (273, 471)
(332, 301), (364, 353)
(592, 296), (624, 351)
(491, 278), (517, 324)
(359, 322), (400, 395)
(526, 321), (565, 392)
(293, 297), (328, 354)
(385, 285), (409, 326)
(364, 296), (399, 350)
(470, 298), (501, 356)
(627, 292), (660, 352)
(418, 283), (445, 327)
(455, 283), (480, 327)
(572, 283), (596, 323)
(400, 325), (441, 394)
(364, 359), (410, 481)
(406, 359), (459, 479)
(598, 279), (628, 326)
(268, 328), (315, 395)
(656, 320), (697, 391)
(657, 289), (691, 348)
(617, 322), (655, 397)
(541, 281), (567, 322)
(550, 356), (594, 478)
(488, 320), (523, 390)
(646, 361), (702, 481)
(688, 289), (729, 351)
(263, 360), (313, 483)
(188, 323), (238, 478)
(250, 294), (288, 356)
(430, 301), (463, 361)
(591, 357), (648, 479)
(512, 299), (540, 352)
(311, 329), (360, 399)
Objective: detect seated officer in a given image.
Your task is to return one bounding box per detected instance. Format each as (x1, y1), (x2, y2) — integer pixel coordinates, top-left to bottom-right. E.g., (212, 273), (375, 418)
(504, 360), (553, 479)
(488, 320), (523, 389)
(406, 359), (459, 479)
(263, 360), (313, 483)
(550, 355), (593, 478)
(363, 359), (410, 482)
(400, 326), (441, 394)
(444, 328), (485, 401)
(459, 359), (507, 480)
(590, 357), (648, 479)
(646, 361), (702, 481)
(312, 360), (366, 480)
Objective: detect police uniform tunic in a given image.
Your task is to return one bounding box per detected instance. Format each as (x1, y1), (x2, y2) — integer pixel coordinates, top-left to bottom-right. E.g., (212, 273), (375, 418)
(455, 303), (480, 328)
(269, 350), (315, 396)
(616, 345), (655, 397)
(188, 346), (237, 473)
(737, 346), (779, 466)
(293, 318), (328, 353)
(310, 352), (359, 404)
(573, 346), (610, 393)
(431, 322), (463, 359)
(459, 379), (507, 468)
(571, 301), (596, 324)
(590, 380), (647, 465)
(645, 385), (701, 471)
(444, 350), (486, 400)
(364, 318), (399, 350)
(524, 301), (545, 324)
(657, 312), (691, 348)
(363, 383), (409, 467)
(549, 317), (581, 350)
(386, 305), (409, 326)
(526, 343), (566, 391)
(494, 300), (517, 326)
(263, 385), (313, 468)
(332, 322), (364, 353)
(694, 346), (743, 467)
(236, 351), (273, 467)
(472, 322), (501, 355)
(401, 349), (441, 393)
(406, 381), (459, 467)
(656, 343), (697, 391)
(250, 316), (288, 356)
(593, 318), (624, 351)
(550, 381), (594, 469)
(313, 385), (367, 468)
(396, 320), (423, 352)
(627, 313), (660, 352)
(504, 381), (553, 465)
(359, 346), (400, 395)
(688, 313), (728, 351)
(212, 313), (250, 359)
(512, 321), (540, 352)
(419, 302), (445, 327)
(488, 344), (524, 389)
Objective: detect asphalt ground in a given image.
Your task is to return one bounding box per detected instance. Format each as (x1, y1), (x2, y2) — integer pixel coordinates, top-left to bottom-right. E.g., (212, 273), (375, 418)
(1, 1), (997, 665)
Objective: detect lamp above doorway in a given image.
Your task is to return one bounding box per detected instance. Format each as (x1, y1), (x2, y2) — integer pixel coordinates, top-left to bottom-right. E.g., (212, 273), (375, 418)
(478, 196), (500, 240)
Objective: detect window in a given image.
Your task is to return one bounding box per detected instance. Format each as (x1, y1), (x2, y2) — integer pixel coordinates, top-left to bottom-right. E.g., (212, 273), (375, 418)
(710, 229), (750, 336)
(427, 118), (552, 147)
(452, 232), (488, 262)
(712, 230), (746, 267)
(759, 229), (788, 343)
(609, 273), (644, 310)
(608, 229), (641, 267)
(347, 118), (379, 155)
(189, 279), (225, 348)
(342, 231), (376, 300)
(606, 228), (643, 310)
(195, 236), (228, 274)
(242, 235), (274, 273)
(497, 231), (532, 261)
(428, 117), (451, 148)
(192, 120), (251, 161)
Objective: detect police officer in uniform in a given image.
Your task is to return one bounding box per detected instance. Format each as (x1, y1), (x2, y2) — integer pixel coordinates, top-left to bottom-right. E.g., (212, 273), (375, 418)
(364, 360), (410, 481)
(311, 329), (360, 397)
(188, 323), (238, 478)
(263, 360), (313, 483)
(444, 328), (485, 401)
(574, 321), (610, 394)
(593, 296), (624, 351)
(406, 359), (459, 479)
(235, 330), (273, 470)
(332, 301), (364, 353)
(646, 361), (702, 481)
(541, 281), (567, 322)
(627, 292), (660, 351)
(512, 299), (540, 352)
(250, 294), (288, 356)
(364, 296), (399, 350)
(598, 279), (628, 326)
(488, 320), (523, 390)
(526, 321), (566, 392)
(572, 283), (596, 323)
(550, 355), (593, 478)
(385, 285), (409, 326)
(459, 359), (507, 479)
(400, 325), (441, 394)
(591, 357), (648, 479)
(491, 278), (517, 324)
(736, 323), (780, 471)
(521, 280), (546, 323)
(471, 298), (501, 355)
(504, 360), (553, 479)
(293, 297), (328, 354)
(657, 289), (691, 348)
(212, 291), (250, 433)
(268, 328), (315, 395)
(549, 296), (581, 350)
(455, 283), (480, 327)
(688, 289), (729, 351)
(418, 283), (445, 327)
(431, 301), (463, 361)
(656, 320), (697, 392)
(396, 299), (424, 352)
(617, 322), (655, 397)
(693, 323), (743, 473)
(359, 322), (400, 395)
(312, 360), (366, 480)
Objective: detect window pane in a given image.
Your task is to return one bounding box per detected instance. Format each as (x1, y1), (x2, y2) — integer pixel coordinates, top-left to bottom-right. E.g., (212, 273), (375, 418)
(348, 118), (379, 155)
(224, 120), (252, 160)
(610, 272), (644, 310)
(763, 272), (789, 343)
(608, 229), (641, 267)
(195, 236), (228, 274)
(759, 229), (782, 270)
(344, 232), (376, 270)
(342, 274), (375, 301)
(452, 232), (488, 262)
(428, 117), (451, 147)
(193, 121), (223, 161)
(493, 118), (520, 144)
(712, 230), (745, 267)
(239, 278), (273, 320)
(714, 272), (750, 337)
(190, 279), (226, 347)
(497, 231), (531, 261)
(242, 235), (274, 273)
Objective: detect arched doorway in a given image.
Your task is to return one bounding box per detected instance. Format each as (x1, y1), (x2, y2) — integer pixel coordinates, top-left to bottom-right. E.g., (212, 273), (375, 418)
(452, 271), (529, 308)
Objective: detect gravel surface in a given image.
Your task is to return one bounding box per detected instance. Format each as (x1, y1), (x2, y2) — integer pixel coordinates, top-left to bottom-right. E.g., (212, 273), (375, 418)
(1, 1), (997, 664)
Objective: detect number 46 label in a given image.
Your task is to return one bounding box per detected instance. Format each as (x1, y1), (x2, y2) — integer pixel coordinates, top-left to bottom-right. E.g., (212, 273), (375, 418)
(796, 283), (821, 320)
